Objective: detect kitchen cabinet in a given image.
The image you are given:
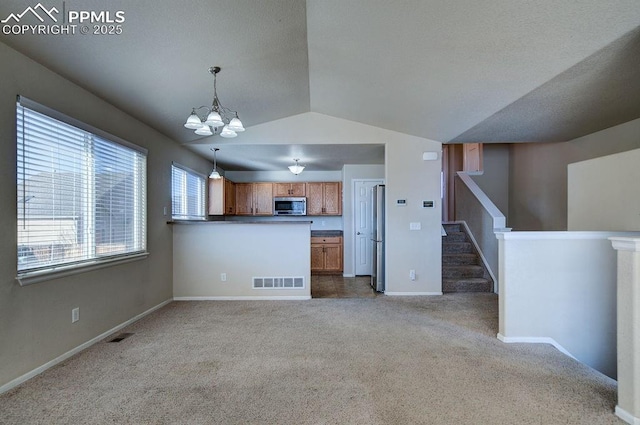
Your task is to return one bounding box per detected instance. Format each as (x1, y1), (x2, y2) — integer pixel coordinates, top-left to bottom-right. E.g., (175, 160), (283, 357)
(306, 182), (342, 215)
(311, 236), (343, 273)
(273, 182), (306, 197)
(208, 177), (236, 215)
(235, 182), (274, 216)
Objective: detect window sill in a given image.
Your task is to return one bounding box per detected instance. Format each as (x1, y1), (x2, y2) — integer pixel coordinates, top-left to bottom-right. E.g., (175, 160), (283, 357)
(16, 252), (149, 286)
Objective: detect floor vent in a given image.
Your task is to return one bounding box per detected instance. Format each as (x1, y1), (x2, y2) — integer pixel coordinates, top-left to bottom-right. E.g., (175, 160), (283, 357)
(108, 332), (134, 343)
(253, 276), (305, 289)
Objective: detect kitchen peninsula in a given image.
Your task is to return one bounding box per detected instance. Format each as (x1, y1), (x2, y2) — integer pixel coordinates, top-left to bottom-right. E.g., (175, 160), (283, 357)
(171, 221), (311, 300)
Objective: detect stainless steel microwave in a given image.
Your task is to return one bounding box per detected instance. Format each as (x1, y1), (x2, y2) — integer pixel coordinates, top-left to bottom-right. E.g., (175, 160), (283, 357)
(273, 197), (307, 216)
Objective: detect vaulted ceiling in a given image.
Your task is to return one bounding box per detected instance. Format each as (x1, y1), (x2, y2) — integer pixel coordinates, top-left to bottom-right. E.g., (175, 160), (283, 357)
(1, 0), (639, 170)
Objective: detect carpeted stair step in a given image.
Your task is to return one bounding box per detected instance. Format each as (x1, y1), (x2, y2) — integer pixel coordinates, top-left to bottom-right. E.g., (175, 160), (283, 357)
(443, 242), (474, 254)
(442, 223), (462, 233)
(443, 253), (478, 266)
(442, 265), (485, 279)
(443, 278), (493, 293)
(441, 222), (493, 293)
(442, 232), (468, 243)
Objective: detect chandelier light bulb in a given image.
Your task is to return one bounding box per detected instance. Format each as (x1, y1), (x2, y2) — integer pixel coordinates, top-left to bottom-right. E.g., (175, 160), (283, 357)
(205, 111), (223, 127)
(219, 125), (237, 138)
(228, 117), (245, 132)
(195, 125), (213, 136)
(184, 111), (202, 129)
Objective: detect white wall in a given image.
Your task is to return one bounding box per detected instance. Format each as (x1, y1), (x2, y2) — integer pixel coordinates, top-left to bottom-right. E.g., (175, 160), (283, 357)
(0, 42), (211, 389)
(497, 231), (640, 378)
(228, 113), (442, 294)
(568, 148), (640, 231)
(172, 222), (311, 299)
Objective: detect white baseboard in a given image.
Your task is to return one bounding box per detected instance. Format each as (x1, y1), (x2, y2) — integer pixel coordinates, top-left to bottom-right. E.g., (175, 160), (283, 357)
(0, 298), (173, 395)
(497, 333), (576, 360)
(384, 292), (443, 296)
(616, 406), (640, 425)
(342, 273), (355, 278)
(174, 296), (311, 301)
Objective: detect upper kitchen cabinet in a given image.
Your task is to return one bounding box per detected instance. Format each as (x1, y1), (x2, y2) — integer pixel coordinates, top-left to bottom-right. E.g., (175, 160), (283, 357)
(306, 182), (342, 216)
(208, 177), (236, 215)
(236, 182), (274, 216)
(273, 182), (306, 197)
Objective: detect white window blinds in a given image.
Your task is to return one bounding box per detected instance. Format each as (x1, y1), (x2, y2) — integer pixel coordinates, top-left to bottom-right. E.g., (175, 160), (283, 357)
(17, 97), (147, 275)
(171, 164), (205, 220)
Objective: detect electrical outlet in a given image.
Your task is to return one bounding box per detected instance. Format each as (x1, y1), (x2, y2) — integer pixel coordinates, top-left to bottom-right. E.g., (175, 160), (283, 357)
(72, 307), (79, 323)
(409, 270), (416, 281)
(220, 273), (227, 282)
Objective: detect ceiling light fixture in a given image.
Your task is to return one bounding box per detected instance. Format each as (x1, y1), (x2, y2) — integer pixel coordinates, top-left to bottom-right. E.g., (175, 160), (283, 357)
(184, 66), (245, 139)
(209, 148), (221, 179)
(288, 158), (305, 175)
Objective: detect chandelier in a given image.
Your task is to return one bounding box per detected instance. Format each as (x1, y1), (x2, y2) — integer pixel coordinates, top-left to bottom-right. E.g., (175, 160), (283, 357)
(183, 66), (245, 138)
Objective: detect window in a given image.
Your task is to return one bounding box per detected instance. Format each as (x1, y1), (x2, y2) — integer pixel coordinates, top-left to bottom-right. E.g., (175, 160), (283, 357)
(171, 164), (205, 220)
(17, 96), (147, 278)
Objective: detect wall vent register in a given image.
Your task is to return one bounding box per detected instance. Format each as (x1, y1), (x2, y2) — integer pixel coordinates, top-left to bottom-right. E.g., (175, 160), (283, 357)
(253, 277), (304, 289)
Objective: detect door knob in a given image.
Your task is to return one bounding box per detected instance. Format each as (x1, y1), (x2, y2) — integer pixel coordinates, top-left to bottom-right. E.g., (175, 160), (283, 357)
(356, 232), (362, 235)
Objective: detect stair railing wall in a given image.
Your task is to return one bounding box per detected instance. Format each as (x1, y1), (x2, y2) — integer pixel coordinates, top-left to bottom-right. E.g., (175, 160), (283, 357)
(454, 172), (510, 292)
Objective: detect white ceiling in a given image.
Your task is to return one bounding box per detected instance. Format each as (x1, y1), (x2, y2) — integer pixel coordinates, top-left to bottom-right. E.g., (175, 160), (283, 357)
(1, 0), (639, 170)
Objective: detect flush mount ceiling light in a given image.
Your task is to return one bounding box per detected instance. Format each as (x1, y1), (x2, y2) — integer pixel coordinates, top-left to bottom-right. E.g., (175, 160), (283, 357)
(288, 158), (305, 175)
(209, 148), (221, 179)
(184, 66), (245, 139)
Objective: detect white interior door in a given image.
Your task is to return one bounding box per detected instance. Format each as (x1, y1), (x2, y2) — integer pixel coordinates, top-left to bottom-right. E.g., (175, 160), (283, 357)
(354, 179), (383, 275)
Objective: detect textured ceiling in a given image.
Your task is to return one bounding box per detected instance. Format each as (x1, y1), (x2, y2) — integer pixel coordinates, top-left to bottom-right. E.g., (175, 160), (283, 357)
(1, 0), (640, 170)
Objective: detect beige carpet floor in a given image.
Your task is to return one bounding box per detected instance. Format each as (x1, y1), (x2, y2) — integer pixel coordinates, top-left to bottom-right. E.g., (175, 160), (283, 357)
(0, 294), (621, 424)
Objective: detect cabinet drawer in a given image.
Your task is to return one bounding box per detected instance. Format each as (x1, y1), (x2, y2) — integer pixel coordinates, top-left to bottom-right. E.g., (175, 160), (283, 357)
(311, 236), (341, 244)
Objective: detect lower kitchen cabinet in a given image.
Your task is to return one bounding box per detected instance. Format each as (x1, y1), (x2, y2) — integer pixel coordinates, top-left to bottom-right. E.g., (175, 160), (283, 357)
(311, 236), (343, 274)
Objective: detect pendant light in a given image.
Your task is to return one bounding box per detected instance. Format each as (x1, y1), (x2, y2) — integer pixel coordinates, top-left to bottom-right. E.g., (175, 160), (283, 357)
(209, 148), (221, 179)
(288, 158), (305, 175)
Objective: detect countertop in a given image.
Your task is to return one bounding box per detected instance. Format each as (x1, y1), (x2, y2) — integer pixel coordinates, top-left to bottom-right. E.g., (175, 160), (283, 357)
(311, 230), (343, 237)
(168, 220), (312, 225)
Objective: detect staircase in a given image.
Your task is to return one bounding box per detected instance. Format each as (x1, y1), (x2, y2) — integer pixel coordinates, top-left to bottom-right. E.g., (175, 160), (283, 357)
(442, 223), (493, 293)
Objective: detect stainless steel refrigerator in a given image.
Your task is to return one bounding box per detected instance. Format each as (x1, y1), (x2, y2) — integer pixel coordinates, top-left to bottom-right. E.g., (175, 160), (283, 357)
(370, 184), (385, 292)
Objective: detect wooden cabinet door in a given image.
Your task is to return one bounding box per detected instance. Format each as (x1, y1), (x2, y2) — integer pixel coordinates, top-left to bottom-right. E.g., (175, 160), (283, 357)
(224, 179), (235, 215)
(235, 183), (253, 215)
(306, 183), (324, 215)
(323, 244), (343, 272)
(310, 245), (325, 271)
(323, 182), (342, 215)
(273, 183), (306, 197)
(289, 183), (306, 196)
(273, 183), (291, 197)
(253, 183), (273, 215)
(208, 178), (224, 215)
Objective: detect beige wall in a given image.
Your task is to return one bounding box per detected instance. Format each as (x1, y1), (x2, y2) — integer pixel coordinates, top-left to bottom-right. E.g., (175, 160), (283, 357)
(172, 222), (311, 299)
(0, 42), (210, 388)
(471, 144), (510, 218)
(568, 148), (640, 231)
(509, 118), (640, 230)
